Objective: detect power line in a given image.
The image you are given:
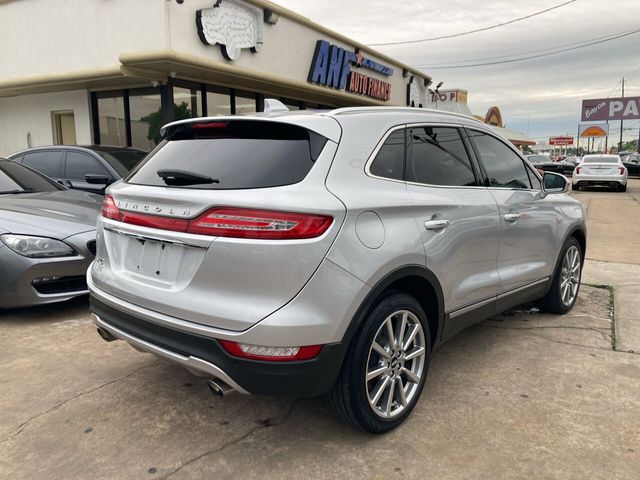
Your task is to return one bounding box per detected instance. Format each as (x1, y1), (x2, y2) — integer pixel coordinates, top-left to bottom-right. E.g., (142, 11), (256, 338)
(426, 29), (639, 67)
(412, 27), (640, 69)
(367, 0), (577, 46)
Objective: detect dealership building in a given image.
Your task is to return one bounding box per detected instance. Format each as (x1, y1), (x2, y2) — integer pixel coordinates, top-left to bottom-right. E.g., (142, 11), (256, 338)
(0, 0), (433, 156)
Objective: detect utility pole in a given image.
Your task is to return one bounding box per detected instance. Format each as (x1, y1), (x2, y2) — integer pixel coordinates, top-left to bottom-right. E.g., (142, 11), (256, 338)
(619, 77), (625, 152)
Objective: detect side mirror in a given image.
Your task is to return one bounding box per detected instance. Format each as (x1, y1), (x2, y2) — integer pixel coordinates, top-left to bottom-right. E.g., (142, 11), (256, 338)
(542, 172), (569, 194)
(56, 178), (73, 189)
(85, 174), (111, 185)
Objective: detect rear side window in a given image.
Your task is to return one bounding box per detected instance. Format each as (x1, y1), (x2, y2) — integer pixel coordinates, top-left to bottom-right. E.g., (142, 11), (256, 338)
(369, 129), (406, 180)
(468, 131), (532, 189)
(22, 151), (64, 178)
(408, 127), (476, 186)
(127, 121), (327, 190)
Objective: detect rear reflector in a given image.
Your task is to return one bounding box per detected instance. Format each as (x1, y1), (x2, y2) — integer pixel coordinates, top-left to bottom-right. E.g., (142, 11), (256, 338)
(100, 196), (333, 240)
(218, 340), (322, 362)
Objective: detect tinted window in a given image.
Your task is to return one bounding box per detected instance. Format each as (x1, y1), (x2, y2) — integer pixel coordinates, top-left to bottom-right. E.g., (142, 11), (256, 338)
(65, 152), (109, 180)
(408, 127), (476, 186)
(22, 151), (64, 178)
(526, 166), (542, 190)
(95, 150), (147, 177)
(469, 131), (532, 189)
(369, 130), (405, 180)
(0, 160), (63, 193)
(526, 155), (548, 164)
(127, 121), (327, 190)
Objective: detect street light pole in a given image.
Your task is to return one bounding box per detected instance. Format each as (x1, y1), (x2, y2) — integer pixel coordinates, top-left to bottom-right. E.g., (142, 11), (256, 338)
(619, 77), (625, 152)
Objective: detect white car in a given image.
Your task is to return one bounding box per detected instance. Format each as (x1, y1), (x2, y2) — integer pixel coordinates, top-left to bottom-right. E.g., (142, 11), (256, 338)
(572, 154), (628, 192)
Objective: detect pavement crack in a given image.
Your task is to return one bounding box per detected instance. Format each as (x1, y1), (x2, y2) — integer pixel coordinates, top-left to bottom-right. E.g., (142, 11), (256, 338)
(158, 399), (301, 479)
(0, 362), (159, 444)
(479, 325), (614, 351)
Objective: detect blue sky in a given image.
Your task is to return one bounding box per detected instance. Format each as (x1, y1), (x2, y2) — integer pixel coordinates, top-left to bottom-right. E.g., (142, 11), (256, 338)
(273, 0), (640, 144)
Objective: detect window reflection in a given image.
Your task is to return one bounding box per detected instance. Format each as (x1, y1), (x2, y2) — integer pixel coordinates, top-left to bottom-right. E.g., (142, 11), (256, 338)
(97, 96), (126, 146)
(129, 92), (162, 150)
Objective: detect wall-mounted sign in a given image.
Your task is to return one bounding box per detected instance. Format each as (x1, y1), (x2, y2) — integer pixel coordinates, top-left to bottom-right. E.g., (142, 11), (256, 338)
(579, 123), (609, 138)
(581, 96), (640, 122)
(549, 136), (574, 146)
(196, 0), (264, 61)
(308, 40), (393, 101)
(430, 89), (468, 105)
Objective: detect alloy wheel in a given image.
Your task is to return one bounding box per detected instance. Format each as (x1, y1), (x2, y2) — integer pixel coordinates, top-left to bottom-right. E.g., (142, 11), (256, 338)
(560, 245), (581, 306)
(365, 310), (426, 418)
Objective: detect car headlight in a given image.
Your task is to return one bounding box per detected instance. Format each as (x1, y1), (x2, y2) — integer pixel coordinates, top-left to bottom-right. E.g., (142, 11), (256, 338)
(0, 234), (76, 258)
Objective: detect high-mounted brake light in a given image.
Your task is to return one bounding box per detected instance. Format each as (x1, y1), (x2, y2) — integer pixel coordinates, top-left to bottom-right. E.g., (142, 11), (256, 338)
(100, 199), (333, 240)
(218, 340), (322, 362)
(190, 122), (228, 129)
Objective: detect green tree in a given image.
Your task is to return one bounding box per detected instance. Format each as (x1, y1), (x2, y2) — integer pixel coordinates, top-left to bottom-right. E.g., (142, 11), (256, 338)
(141, 102), (193, 145)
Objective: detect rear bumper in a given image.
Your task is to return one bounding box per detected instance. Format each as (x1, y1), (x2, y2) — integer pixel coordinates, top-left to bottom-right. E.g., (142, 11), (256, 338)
(89, 296), (345, 397)
(572, 175), (626, 186)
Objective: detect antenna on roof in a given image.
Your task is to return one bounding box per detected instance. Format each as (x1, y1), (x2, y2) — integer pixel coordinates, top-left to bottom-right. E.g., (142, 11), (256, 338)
(264, 99), (289, 113)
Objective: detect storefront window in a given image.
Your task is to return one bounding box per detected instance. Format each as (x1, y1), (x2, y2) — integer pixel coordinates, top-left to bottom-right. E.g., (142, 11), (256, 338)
(173, 86), (201, 118)
(129, 90), (162, 150)
(206, 87), (232, 116)
(97, 96), (126, 146)
(235, 91), (256, 115)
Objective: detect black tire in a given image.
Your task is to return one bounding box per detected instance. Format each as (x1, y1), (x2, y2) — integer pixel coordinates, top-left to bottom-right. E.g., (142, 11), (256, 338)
(327, 292), (431, 434)
(540, 237), (582, 314)
(619, 183), (627, 192)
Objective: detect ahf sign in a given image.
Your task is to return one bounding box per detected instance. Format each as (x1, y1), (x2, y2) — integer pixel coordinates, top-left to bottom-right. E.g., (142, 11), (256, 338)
(581, 97), (640, 122)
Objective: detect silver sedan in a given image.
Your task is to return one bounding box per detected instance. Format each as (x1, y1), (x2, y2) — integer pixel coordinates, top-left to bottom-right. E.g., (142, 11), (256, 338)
(0, 159), (101, 308)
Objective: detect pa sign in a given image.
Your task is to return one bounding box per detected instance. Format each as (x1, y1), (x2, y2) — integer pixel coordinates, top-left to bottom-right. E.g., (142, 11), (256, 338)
(581, 96), (640, 122)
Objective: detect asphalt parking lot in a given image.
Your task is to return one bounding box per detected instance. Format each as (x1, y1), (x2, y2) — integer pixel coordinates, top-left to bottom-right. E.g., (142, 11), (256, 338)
(2, 180), (640, 480)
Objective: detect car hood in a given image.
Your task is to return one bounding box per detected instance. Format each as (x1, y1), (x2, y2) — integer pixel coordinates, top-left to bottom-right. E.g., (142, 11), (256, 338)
(0, 189), (102, 238)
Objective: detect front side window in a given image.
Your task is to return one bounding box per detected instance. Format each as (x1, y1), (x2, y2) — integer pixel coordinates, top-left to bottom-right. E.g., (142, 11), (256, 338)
(408, 127), (476, 186)
(369, 129), (406, 181)
(65, 152), (110, 181)
(469, 131), (532, 189)
(0, 160), (63, 193)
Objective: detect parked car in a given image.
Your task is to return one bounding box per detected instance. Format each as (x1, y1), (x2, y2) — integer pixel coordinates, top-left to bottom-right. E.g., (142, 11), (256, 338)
(525, 154), (575, 175)
(88, 108), (586, 433)
(0, 159), (101, 308)
(572, 154), (628, 192)
(622, 153), (640, 177)
(9, 145), (147, 195)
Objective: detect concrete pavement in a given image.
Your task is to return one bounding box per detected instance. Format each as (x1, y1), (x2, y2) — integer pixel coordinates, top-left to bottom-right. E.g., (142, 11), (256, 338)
(1, 180), (639, 480)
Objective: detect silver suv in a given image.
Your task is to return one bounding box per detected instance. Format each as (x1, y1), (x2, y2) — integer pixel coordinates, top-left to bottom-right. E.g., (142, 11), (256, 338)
(89, 108), (586, 433)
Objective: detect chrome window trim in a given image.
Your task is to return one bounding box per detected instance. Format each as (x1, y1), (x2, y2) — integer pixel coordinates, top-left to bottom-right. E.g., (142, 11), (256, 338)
(364, 122), (490, 190)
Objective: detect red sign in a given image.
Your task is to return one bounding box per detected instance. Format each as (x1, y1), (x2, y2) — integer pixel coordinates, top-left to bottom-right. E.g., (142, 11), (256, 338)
(581, 97), (640, 121)
(549, 136), (574, 146)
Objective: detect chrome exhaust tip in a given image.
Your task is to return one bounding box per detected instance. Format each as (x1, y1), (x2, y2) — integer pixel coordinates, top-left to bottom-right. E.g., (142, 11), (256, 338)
(96, 327), (117, 342)
(206, 379), (233, 398)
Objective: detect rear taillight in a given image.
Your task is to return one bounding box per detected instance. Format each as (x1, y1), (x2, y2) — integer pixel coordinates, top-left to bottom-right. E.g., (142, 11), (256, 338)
(187, 208), (333, 239)
(100, 199), (332, 240)
(101, 195), (120, 220)
(619, 167), (626, 175)
(218, 340), (322, 362)
(575, 167), (581, 174)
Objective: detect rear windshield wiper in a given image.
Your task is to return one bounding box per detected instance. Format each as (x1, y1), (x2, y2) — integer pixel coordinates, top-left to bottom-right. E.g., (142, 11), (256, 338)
(157, 169), (220, 186)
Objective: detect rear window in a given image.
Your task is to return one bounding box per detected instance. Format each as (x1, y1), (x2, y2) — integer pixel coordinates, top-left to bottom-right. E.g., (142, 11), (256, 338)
(126, 121), (327, 189)
(582, 157), (619, 164)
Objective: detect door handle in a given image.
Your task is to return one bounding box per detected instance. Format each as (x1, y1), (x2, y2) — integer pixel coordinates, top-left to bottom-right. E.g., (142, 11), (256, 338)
(504, 212), (521, 223)
(424, 219), (450, 231)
